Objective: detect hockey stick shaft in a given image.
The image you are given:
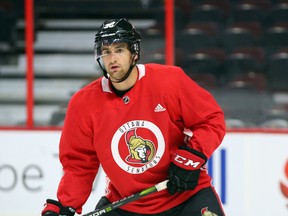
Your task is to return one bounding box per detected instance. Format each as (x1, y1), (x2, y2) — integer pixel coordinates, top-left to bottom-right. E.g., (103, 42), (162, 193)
(82, 180), (168, 216)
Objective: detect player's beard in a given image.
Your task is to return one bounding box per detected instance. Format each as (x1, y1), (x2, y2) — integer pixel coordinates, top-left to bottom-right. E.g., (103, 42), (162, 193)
(108, 66), (129, 83)
(108, 54), (137, 83)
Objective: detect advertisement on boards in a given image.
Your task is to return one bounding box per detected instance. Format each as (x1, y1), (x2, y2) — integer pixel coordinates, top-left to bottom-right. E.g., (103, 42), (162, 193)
(0, 131), (287, 216)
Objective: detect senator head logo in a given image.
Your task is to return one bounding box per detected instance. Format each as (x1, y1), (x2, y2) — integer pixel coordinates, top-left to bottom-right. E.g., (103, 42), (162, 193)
(125, 129), (156, 164)
(111, 120), (165, 174)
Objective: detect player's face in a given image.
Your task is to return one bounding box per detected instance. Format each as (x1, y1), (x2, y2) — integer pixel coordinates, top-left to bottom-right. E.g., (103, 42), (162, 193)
(135, 145), (147, 159)
(100, 43), (134, 82)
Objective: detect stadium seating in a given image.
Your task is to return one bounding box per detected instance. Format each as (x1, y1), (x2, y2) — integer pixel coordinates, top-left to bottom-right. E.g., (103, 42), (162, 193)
(264, 22), (288, 54)
(224, 47), (265, 80)
(188, 0), (231, 27)
(184, 47), (225, 78)
(224, 72), (267, 92)
(231, 2), (266, 24)
(267, 51), (288, 91)
(176, 22), (220, 55)
(221, 22), (262, 52)
(266, 2), (288, 26)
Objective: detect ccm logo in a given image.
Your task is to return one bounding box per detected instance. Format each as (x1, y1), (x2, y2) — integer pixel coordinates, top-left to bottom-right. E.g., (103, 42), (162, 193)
(174, 154), (201, 169)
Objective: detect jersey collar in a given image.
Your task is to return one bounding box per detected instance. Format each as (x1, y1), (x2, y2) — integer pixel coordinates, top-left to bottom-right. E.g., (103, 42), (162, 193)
(101, 64), (145, 93)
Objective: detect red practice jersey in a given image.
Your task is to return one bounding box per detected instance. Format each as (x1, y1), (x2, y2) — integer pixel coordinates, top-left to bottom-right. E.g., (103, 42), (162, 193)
(57, 64), (226, 214)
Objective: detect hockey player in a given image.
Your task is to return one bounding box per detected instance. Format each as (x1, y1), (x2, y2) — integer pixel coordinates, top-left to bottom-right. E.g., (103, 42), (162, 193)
(41, 18), (226, 216)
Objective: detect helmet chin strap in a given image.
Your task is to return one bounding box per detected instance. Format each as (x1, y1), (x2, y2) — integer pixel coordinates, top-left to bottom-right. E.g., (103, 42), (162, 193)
(97, 57), (109, 79)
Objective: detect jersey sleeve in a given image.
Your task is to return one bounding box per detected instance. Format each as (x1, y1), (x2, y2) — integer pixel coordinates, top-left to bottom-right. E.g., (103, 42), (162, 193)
(56, 93), (100, 214)
(165, 67), (226, 158)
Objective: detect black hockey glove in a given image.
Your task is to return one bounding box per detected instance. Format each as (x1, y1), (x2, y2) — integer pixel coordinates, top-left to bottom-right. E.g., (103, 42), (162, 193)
(42, 199), (76, 216)
(167, 146), (207, 195)
(95, 196), (110, 210)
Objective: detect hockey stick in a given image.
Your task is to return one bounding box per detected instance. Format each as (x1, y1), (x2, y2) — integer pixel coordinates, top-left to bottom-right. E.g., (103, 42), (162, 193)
(82, 180), (168, 216)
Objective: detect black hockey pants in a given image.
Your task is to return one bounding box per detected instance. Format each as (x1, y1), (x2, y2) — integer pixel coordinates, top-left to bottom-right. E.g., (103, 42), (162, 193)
(95, 186), (226, 216)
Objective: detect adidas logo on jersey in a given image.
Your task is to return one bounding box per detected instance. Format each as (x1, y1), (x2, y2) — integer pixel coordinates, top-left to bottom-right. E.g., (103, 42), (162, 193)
(154, 104), (166, 112)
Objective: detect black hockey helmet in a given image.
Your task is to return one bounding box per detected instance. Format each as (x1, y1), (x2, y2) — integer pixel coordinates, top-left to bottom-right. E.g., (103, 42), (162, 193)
(94, 18), (141, 59)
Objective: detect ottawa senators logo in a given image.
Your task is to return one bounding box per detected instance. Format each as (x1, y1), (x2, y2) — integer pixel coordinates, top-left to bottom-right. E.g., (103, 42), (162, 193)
(125, 129), (156, 164)
(111, 120), (165, 174)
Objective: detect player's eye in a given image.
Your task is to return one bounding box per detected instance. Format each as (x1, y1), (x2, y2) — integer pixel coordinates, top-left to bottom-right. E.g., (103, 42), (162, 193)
(102, 50), (111, 55)
(115, 48), (125, 53)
